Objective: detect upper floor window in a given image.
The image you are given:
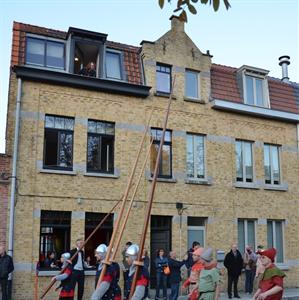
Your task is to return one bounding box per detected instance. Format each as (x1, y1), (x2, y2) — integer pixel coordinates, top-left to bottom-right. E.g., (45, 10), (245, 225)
(156, 63), (171, 94)
(87, 120), (115, 173)
(244, 75), (267, 107)
(264, 144), (281, 185)
(235, 140), (253, 183)
(185, 70), (199, 99)
(44, 115), (74, 170)
(106, 50), (122, 80)
(267, 220), (284, 263)
(26, 37), (65, 69)
(150, 128), (172, 178)
(186, 134), (205, 179)
(238, 219), (256, 255)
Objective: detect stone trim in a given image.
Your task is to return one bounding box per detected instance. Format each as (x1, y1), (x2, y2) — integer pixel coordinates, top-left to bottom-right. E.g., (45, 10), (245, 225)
(185, 177), (212, 185)
(84, 172), (119, 179)
(234, 182), (260, 189)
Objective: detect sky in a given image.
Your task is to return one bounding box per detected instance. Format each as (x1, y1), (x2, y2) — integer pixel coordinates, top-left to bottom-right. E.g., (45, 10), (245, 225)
(0, 0), (298, 153)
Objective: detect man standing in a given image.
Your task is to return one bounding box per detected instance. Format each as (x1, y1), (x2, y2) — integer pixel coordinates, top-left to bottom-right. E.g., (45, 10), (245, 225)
(70, 238), (87, 300)
(122, 242), (132, 298)
(224, 244), (243, 299)
(0, 245), (14, 300)
(243, 245), (257, 295)
(168, 251), (185, 300)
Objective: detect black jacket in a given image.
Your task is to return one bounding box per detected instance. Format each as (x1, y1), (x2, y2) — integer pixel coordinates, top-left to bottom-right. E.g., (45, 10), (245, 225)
(224, 250), (243, 277)
(0, 252), (14, 279)
(168, 258), (185, 284)
(70, 248), (85, 270)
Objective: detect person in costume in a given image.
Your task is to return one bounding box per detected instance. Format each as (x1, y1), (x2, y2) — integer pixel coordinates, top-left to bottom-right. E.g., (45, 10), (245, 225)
(91, 244), (121, 300)
(51, 252), (74, 300)
(197, 248), (220, 300)
(124, 244), (149, 300)
(253, 248), (285, 300)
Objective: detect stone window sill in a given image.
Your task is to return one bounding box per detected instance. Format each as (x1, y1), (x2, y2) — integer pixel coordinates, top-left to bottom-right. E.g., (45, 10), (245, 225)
(185, 178), (212, 185)
(148, 176), (177, 183)
(84, 172), (119, 179)
(184, 97), (205, 104)
(39, 169), (77, 176)
(154, 92), (177, 99)
(263, 184), (288, 191)
(276, 263), (289, 271)
(234, 182), (260, 189)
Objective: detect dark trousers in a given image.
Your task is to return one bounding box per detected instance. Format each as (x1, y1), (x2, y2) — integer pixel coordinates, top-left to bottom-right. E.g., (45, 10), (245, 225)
(245, 269), (255, 294)
(227, 275), (239, 297)
(123, 270), (129, 297)
(155, 272), (167, 299)
(170, 282), (180, 300)
(0, 278), (8, 300)
(71, 270), (85, 300)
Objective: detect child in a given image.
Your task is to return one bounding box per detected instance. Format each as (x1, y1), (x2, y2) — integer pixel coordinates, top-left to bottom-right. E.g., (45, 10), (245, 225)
(253, 248), (285, 300)
(52, 253), (74, 300)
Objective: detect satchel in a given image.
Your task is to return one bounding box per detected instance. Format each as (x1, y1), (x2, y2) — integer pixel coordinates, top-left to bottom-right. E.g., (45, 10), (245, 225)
(163, 265), (171, 275)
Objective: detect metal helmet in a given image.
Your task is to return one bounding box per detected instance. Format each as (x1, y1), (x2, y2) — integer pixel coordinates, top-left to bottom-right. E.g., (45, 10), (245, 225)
(61, 252), (71, 260)
(96, 244), (108, 254)
(126, 244), (139, 257)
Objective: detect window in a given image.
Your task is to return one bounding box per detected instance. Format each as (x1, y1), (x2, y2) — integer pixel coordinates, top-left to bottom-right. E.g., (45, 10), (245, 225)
(26, 37), (65, 69)
(264, 144), (281, 185)
(44, 115), (74, 170)
(187, 217), (206, 248)
(235, 140), (253, 182)
(185, 70), (199, 99)
(150, 128), (172, 178)
(85, 212), (113, 266)
(156, 63), (171, 94)
(106, 50), (122, 80)
(238, 219), (256, 255)
(244, 75), (267, 107)
(186, 134), (205, 178)
(39, 210), (71, 269)
(267, 220), (284, 263)
(87, 120), (115, 173)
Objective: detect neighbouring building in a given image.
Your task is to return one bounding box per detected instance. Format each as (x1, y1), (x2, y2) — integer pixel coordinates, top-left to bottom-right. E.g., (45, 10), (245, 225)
(5, 18), (299, 299)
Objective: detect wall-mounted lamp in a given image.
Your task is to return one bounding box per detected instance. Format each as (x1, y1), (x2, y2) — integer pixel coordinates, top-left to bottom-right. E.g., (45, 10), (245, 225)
(74, 57), (79, 62)
(176, 202), (187, 215)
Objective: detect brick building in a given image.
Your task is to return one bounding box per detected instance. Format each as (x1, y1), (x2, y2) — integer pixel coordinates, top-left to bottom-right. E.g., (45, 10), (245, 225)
(5, 18), (299, 299)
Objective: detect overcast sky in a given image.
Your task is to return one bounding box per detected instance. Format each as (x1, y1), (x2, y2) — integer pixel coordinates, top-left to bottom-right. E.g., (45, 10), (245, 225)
(0, 0), (298, 153)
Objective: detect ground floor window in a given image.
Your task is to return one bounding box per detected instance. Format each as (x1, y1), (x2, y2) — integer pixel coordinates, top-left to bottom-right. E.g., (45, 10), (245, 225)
(39, 210), (71, 269)
(238, 219), (256, 255)
(187, 217), (206, 248)
(267, 220), (284, 263)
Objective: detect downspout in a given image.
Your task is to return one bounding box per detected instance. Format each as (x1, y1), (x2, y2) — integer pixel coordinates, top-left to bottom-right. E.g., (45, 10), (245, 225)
(297, 124), (299, 155)
(8, 78), (22, 262)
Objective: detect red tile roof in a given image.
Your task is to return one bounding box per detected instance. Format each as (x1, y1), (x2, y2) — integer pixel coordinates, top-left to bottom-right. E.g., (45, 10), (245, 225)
(11, 22), (299, 115)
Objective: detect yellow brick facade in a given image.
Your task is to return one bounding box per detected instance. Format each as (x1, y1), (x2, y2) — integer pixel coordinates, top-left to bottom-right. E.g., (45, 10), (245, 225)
(5, 18), (299, 299)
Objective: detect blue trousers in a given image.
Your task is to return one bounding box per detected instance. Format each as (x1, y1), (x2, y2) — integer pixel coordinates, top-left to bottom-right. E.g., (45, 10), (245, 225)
(155, 272), (167, 299)
(170, 282), (180, 300)
(245, 269), (255, 294)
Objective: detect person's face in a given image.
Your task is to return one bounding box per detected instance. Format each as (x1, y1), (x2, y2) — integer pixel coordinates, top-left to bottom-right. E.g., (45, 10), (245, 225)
(170, 251), (176, 259)
(125, 255), (133, 266)
(50, 252), (55, 259)
(76, 240), (84, 249)
(192, 253), (200, 262)
(193, 245), (200, 251)
(260, 255), (271, 267)
(90, 62), (95, 70)
(60, 257), (64, 263)
(232, 244), (237, 252)
(159, 250), (164, 256)
(95, 252), (101, 261)
(0, 246), (5, 255)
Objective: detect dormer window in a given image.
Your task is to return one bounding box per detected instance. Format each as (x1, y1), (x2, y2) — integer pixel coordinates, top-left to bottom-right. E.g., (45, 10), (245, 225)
(105, 50), (123, 80)
(238, 66), (270, 108)
(26, 37), (65, 70)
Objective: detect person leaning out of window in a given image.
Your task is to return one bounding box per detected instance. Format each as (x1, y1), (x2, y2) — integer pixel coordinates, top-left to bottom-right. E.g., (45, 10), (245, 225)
(79, 62), (96, 77)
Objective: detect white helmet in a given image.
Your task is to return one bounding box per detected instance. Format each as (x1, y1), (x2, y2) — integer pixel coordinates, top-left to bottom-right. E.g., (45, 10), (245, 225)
(96, 244), (107, 254)
(61, 252), (71, 260)
(126, 244), (139, 257)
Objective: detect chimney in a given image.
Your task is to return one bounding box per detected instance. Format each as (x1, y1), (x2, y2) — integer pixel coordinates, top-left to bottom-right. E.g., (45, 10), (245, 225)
(170, 15), (185, 33)
(279, 55), (290, 83)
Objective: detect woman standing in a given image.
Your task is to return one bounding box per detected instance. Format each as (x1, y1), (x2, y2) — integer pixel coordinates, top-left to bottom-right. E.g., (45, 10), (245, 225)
(155, 249), (168, 300)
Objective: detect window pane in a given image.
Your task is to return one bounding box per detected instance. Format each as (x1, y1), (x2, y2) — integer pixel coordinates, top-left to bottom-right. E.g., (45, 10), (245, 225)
(88, 121), (97, 133)
(236, 141), (243, 181)
(46, 41), (64, 69)
(45, 116), (54, 128)
(264, 144), (271, 184)
(150, 143), (159, 174)
(106, 52), (121, 79)
(156, 65), (171, 93)
(105, 123), (115, 135)
(54, 117), (65, 129)
(194, 135), (204, 178)
(101, 136), (114, 173)
(26, 38), (45, 66)
(238, 220), (245, 255)
(186, 135), (194, 177)
(275, 222), (284, 263)
(96, 122), (106, 134)
(246, 76), (254, 105)
(87, 135), (100, 171)
(271, 146), (280, 184)
(267, 221), (273, 248)
(256, 79), (264, 106)
(64, 118), (74, 130)
(247, 220), (255, 250)
(44, 130), (58, 167)
(244, 142), (253, 182)
(58, 132), (73, 167)
(188, 229), (204, 249)
(185, 71), (198, 98)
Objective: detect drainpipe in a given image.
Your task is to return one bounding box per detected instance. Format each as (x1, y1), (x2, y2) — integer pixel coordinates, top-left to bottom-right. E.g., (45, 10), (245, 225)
(8, 78), (22, 261)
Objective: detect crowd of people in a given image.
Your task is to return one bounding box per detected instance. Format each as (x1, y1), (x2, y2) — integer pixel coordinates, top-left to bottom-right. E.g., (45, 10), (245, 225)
(0, 240), (286, 300)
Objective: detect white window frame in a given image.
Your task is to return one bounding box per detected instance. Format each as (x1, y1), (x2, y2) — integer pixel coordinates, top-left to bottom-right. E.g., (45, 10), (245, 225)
(186, 133), (206, 179)
(185, 70), (200, 100)
(267, 220), (285, 263)
(264, 144), (282, 185)
(235, 140), (255, 183)
(187, 225), (206, 248)
(238, 219), (257, 254)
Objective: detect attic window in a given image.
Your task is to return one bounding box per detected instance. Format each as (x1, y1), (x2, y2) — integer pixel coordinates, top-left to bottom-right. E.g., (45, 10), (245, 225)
(239, 66), (270, 108)
(105, 50), (123, 80)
